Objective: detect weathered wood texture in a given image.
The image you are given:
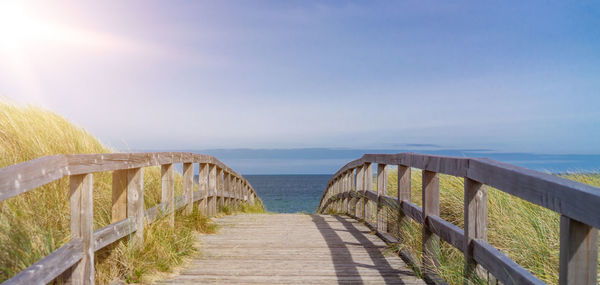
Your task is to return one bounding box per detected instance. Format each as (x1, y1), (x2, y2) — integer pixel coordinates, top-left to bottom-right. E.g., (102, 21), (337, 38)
(68, 174), (94, 285)
(0, 152), (262, 285)
(317, 152), (582, 285)
(161, 164), (175, 227)
(559, 216), (599, 285)
(464, 178), (488, 282)
(183, 163), (193, 215)
(159, 214), (426, 284)
(127, 168), (144, 246)
(319, 191), (543, 284)
(421, 170), (440, 277)
(0, 152), (259, 204)
(318, 153), (600, 229)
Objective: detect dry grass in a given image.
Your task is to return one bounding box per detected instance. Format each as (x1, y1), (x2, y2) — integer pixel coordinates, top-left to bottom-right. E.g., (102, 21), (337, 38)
(380, 168), (600, 285)
(0, 102), (251, 283)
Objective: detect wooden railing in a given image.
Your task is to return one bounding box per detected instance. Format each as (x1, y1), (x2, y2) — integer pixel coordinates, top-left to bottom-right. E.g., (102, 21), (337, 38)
(0, 152), (262, 284)
(317, 153), (599, 285)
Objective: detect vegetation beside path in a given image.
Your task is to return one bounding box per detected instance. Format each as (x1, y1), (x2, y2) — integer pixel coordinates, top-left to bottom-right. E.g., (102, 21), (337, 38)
(0, 103), (263, 283)
(379, 169), (600, 285)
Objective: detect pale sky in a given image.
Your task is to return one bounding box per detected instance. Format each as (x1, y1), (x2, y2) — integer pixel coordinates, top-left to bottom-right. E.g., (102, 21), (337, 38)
(1, 1), (599, 154)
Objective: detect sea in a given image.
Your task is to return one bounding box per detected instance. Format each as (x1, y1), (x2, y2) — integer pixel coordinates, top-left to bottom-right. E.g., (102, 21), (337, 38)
(243, 155), (600, 213)
(245, 175), (330, 213)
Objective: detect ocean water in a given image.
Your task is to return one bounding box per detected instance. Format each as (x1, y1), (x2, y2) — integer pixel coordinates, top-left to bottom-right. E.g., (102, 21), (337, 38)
(245, 175), (330, 213)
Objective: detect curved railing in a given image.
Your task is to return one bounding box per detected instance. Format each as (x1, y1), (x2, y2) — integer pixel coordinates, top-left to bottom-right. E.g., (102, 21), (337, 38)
(0, 152), (263, 284)
(318, 153), (599, 285)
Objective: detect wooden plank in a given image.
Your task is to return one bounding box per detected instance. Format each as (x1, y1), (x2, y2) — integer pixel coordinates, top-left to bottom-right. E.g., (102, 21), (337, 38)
(401, 200), (424, 224)
(468, 158), (600, 229)
(377, 164), (387, 232)
(379, 195), (400, 211)
(93, 217), (136, 251)
(161, 164), (174, 227)
(66, 153), (154, 175)
(183, 162), (194, 215)
(464, 178), (488, 282)
(2, 239), (83, 285)
(398, 165), (411, 241)
(559, 215), (599, 285)
(159, 214), (426, 285)
(198, 163), (208, 215)
(127, 167), (144, 246)
(422, 170), (440, 276)
(356, 166), (364, 219)
(145, 202), (168, 224)
(111, 170), (128, 223)
(410, 154), (468, 176)
(427, 215), (465, 252)
(209, 164), (217, 216)
(68, 174), (94, 284)
(365, 163), (373, 222)
(0, 155), (68, 201)
(217, 167), (224, 211)
(472, 239), (545, 285)
(224, 172), (231, 207)
(364, 190), (379, 203)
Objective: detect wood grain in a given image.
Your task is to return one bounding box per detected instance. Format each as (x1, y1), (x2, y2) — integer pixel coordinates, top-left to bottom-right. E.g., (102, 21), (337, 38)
(158, 214), (426, 285)
(127, 167), (144, 246)
(422, 170), (440, 276)
(2, 239), (83, 285)
(68, 174), (94, 285)
(472, 239), (544, 285)
(183, 163), (193, 215)
(559, 215), (599, 285)
(0, 155), (68, 201)
(111, 170), (128, 223)
(161, 164), (174, 227)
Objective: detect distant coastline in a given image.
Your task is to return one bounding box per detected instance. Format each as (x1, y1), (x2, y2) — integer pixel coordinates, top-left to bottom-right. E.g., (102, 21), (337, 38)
(153, 148), (600, 175)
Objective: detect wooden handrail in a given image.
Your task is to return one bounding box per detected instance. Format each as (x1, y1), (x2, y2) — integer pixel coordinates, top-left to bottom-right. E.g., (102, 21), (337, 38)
(318, 152), (599, 285)
(0, 152), (263, 285)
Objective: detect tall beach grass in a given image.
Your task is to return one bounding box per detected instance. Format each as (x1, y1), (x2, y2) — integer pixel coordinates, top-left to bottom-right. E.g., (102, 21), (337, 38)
(378, 168), (600, 285)
(0, 102), (263, 283)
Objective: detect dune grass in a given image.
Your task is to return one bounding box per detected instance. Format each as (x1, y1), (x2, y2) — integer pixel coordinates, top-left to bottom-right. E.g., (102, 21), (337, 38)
(377, 169), (600, 285)
(0, 102), (260, 283)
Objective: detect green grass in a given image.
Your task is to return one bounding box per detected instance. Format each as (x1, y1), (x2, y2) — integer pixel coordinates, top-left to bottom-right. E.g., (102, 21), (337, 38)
(379, 169), (600, 285)
(0, 102), (263, 283)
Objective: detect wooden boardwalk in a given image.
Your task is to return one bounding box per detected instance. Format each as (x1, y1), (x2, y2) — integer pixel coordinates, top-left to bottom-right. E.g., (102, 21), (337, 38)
(159, 214), (426, 284)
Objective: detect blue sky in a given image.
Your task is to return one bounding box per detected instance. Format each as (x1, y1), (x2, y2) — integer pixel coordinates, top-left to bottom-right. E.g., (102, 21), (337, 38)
(1, 1), (599, 165)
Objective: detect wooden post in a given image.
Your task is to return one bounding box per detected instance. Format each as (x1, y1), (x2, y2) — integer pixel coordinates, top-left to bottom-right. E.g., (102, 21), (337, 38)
(397, 165), (411, 240)
(112, 170), (128, 223)
(559, 216), (599, 285)
(69, 174), (94, 284)
(464, 178), (488, 283)
(217, 167), (224, 212)
(208, 164), (217, 216)
(127, 168), (144, 246)
(377, 164), (387, 232)
(422, 170), (440, 277)
(348, 169), (355, 215)
(365, 163), (373, 223)
(223, 172), (230, 208)
(356, 166), (365, 220)
(342, 173), (348, 214)
(199, 163), (208, 215)
(161, 164), (174, 226)
(183, 162), (194, 215)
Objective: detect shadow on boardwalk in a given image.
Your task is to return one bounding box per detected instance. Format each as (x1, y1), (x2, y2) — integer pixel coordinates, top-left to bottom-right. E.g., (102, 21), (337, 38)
(311, 215), (418, 284)
(159, 214), (425, 284)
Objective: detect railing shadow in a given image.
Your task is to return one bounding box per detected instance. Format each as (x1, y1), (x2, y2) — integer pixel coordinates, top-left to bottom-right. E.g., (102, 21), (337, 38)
(311, 214), (415, 284)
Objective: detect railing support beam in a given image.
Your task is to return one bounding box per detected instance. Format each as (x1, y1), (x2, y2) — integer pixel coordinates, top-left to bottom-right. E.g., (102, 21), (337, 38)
(559, 216), (599, 285)
(422, 170), (440, 280)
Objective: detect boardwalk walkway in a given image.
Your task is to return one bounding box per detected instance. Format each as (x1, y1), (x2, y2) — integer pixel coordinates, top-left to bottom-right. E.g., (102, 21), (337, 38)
(159, 214), (425, 284)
